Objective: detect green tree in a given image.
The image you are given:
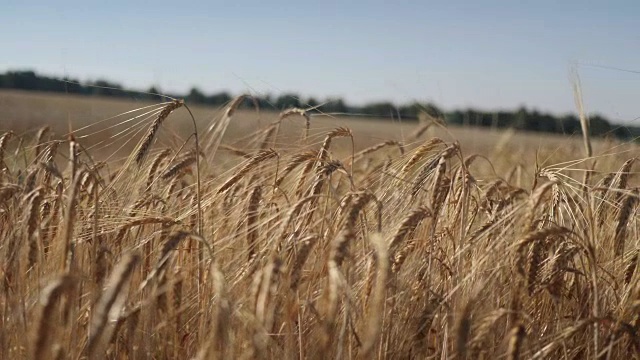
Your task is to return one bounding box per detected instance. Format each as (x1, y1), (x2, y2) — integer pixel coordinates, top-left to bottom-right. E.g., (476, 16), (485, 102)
(146, 86), (163, 101)
(186, 87), (206, 103)
(323, 98), (348, 113)
(361, 102), (396, 117)
(275, 94), (301, 109)
(590, 114), (612, 136)
(205, 91), (232, 106)
(306, 97), (319, 108)
(446, 111), (464, 125)
(514, 106), (529, 130)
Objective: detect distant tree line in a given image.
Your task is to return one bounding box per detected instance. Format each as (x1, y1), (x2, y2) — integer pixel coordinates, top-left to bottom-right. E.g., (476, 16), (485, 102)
(2, 70), (639, 140)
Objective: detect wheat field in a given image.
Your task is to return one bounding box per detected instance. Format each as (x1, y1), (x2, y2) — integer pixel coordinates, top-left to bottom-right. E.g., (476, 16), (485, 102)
(1, 91), (639, 359)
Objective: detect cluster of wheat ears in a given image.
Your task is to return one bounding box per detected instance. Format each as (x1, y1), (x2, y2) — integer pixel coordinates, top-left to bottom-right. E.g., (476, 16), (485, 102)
(0, 96), (639, 359)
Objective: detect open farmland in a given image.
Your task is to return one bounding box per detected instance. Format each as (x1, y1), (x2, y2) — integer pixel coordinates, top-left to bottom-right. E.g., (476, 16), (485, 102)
(1, 90), (639, 359)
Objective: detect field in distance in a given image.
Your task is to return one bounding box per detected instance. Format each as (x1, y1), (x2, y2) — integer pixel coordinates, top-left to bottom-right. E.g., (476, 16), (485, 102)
(0, 89), (596, 157)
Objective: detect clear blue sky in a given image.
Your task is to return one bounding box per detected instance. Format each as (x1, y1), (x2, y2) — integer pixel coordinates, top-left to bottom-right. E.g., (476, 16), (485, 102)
(2, 1), (639, 122)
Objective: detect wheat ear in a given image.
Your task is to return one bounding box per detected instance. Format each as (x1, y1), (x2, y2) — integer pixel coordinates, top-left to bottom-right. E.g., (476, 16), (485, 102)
(360, 233), (388, 358)
(87, 253), (140, 358)
(34, 126), (50, 159)
(506, 325), (526, 360)
(614, 189), (638, 257)
(399, 137), (445, 176)
(217, 149), (278, 194)
(0, 131), (14, 172)
(135, 100), (184, 165)
(280, 107), (311, 140)
(32, 274), (76, 360)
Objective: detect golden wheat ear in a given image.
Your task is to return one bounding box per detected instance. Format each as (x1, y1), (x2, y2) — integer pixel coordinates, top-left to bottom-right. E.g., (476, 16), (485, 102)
(506, 325), (526, 360)
(279, 107), (311, 140)
(32, 274), (76, 360)
(0, 131), (15, 171)
(87, 252), (140, 358)
(135, 100), (184, 165)
(360, 232), (388, 358)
